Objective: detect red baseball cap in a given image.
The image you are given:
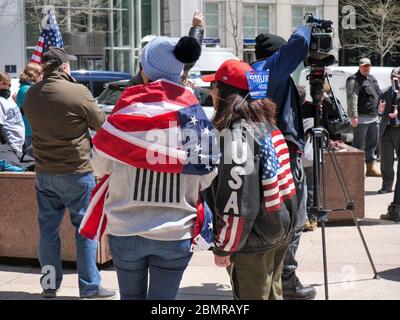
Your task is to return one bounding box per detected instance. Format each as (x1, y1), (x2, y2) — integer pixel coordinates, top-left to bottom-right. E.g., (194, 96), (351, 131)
(202, 59), (253, 90)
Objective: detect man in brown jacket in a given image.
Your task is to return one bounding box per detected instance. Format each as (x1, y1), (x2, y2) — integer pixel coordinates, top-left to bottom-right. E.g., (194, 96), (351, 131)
(24, 47), (115, 299)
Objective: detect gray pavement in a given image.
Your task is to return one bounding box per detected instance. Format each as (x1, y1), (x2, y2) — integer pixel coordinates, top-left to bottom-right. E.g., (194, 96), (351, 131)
(0, 170), (399, 300)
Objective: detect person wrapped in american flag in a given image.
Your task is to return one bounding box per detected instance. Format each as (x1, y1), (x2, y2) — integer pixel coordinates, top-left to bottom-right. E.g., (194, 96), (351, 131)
(84, 36), (219, 300)
(202, 60), (297, 300)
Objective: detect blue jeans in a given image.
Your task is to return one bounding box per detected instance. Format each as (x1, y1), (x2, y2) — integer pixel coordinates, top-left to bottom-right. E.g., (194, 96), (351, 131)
(35, 172), (101, 297)
(108, 235), (193, 300)
(353, 122), (379, 163)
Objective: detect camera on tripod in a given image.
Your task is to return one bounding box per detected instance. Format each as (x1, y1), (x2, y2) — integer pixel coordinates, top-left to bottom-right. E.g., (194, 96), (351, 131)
(305, 13), (337, 68)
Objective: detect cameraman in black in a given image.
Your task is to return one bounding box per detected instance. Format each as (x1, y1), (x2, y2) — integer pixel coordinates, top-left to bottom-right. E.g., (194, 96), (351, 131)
(300, 81), (352, 231)
(252, 25), (316, 300)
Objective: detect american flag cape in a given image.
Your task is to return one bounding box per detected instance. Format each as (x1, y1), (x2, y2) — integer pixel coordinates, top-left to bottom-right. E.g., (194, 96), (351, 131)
(31, 8), (64, 64)
(215, 128), (296, 254)
(79, 79), (218, 251)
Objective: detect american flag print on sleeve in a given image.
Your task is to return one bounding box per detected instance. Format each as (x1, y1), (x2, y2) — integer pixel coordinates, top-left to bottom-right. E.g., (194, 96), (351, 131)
(261, 130), (296, 213)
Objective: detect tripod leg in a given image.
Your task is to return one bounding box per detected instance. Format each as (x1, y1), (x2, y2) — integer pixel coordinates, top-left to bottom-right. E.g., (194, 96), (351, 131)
(349, 210), (380, 279)
(320, 220), (329, 300)
(327, 148), (380, 279)
(313, 132), (330, 300)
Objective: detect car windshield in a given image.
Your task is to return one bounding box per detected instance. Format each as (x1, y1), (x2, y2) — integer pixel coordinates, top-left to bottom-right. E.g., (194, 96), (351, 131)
(195, 86), (213, 107)
(97, 86), (124, 105)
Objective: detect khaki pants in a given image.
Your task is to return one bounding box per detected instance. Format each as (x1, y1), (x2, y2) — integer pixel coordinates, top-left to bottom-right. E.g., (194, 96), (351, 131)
(228, 244), (289, 300)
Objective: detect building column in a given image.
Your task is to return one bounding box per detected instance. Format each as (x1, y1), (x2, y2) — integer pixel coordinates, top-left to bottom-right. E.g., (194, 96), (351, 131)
(276, 0), (293, 40)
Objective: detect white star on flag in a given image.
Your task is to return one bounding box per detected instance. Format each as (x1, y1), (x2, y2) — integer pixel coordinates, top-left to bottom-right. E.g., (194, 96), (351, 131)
(203, 127), (210, 136)
(190, 116), (198, 126)
(194, 145), (202, 153)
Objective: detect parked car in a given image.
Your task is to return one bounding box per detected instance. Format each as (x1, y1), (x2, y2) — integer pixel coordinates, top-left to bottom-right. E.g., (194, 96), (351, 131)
(71, 70), (132, 97)
(96, 78), (216, 119)
(96, 80), (129, 115)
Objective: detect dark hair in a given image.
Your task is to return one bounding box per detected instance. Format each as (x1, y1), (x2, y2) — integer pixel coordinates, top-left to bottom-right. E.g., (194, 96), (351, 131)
(212, 81), (277, 131)
(42, 61), (65, 75)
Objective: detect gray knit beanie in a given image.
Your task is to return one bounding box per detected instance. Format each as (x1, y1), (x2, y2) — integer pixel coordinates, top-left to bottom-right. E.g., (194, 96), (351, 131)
(141, 36), (202, 83)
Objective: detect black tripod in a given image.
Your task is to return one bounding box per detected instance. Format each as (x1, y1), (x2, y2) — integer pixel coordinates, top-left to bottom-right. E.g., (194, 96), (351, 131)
(307, 67), (379, 300)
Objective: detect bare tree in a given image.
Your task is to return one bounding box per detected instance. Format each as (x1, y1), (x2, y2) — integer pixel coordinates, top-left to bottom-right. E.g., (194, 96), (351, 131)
(340, 0), (400, 66)
(24, 0), (111, 33)
(226, 0), (241, 57)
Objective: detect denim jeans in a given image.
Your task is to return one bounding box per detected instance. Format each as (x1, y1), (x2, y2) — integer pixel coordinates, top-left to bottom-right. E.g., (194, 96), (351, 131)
(108, 235), (193, 300)
(352, 122), (379, 163)
(35, 172), (101, 297)
(283, 151), (307, 284)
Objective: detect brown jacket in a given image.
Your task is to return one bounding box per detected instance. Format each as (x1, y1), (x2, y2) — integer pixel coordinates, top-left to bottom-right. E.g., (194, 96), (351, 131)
(24, 71), (106, 174)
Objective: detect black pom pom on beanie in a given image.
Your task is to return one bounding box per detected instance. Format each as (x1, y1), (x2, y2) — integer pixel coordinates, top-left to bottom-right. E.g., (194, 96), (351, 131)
(174, 36), (202, 65)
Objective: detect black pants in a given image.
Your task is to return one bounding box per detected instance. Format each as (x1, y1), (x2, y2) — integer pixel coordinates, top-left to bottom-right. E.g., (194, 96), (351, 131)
(282, 150), (307, 283)
(380, 126), (400, 204)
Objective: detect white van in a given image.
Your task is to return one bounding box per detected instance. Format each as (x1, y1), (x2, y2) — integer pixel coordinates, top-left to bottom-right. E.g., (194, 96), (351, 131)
(298, 66), (393, 113)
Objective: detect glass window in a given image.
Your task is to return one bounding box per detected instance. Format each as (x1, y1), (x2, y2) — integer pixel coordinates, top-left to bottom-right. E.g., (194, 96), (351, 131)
(141, 0), (152, 38)
(97, 85), (125, 105)
(292, 6), (317, 30)
(114, 50), (131, 73)
(24, 0), (137, 73)
(114, 0), (131, 47)
(205, 2), (220, 39)
(243, 4), (270, 40)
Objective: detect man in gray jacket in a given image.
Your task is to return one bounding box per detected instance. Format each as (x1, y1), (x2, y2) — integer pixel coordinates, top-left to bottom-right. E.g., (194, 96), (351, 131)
(346, 58), (382, 177)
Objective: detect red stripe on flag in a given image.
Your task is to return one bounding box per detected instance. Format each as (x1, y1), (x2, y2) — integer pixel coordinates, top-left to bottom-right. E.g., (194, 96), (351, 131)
(113, 81), (199, 113)
(93, 128), (185, 173)
(219, 215), (234, 249)
(265, 203), (282, 213)
(108, 110), (179, 132)
(229, 217), (246, 253)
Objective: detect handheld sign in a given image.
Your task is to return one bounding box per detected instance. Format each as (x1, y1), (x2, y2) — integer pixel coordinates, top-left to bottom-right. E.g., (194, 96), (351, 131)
(245, 70), (270, 100)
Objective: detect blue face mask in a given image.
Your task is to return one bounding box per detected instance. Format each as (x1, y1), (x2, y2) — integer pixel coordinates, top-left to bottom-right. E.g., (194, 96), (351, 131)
(0, 89), (11, 100)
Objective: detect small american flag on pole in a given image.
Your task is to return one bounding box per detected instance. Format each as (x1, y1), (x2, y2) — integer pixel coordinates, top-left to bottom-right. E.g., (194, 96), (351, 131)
(31, 7), (64, 64)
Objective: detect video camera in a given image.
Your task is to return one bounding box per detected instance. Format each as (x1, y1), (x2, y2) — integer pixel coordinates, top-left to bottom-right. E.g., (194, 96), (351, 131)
(304, 14), (351, 135)
(305, 13), (337, 68)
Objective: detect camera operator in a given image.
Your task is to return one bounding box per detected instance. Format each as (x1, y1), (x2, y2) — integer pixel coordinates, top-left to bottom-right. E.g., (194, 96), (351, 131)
(346, 58), (383, 177)
(299, 80), (351, 231)
(379, 68), (400, 222)
(251, 25), (316, 300)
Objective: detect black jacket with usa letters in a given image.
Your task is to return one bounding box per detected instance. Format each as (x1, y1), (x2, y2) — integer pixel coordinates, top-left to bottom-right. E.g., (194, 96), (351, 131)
(203, 120), (297, 257)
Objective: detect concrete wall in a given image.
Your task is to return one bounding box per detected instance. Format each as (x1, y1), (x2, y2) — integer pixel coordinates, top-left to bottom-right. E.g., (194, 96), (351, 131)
(0, 0), (25, 78)
(167, 0), (202, 37)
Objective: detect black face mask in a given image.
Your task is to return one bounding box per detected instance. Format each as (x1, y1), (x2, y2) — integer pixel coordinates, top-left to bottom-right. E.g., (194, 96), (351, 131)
(0, 89), (11, 100)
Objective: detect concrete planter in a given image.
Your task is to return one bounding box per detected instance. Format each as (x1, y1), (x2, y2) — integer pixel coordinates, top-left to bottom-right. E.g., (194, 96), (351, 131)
(322, 143), (365, 222)
(0, 172), (111, 265)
